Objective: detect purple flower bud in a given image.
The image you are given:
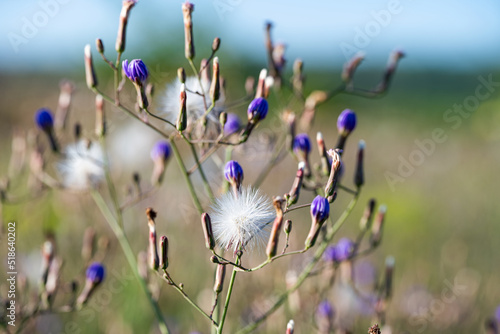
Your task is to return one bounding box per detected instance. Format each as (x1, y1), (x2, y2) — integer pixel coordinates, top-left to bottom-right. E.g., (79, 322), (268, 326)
(247, 97), (269, 122)
(323, 245), (337, 262)
(310, 195), (330, 225)
(150, 141), (171, 162)
(35, 108), (54, 130)
(86, 262), (105, 285)
(316, 300), (335, 319)
(335, 237), (355, 261)
(224, 113), (241, 135)
(293, 133), (311, 155)
(337, 109), (357, 135)
(224, 160), (243, 187)
(122, 59), (148, 84)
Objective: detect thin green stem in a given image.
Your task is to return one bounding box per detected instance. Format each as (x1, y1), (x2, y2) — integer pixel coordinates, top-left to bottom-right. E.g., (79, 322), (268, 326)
(236, 191), (360, 334)
(217, 253), (241, 333)
(91, 191), (170, 334)
(169, 139), (204, 214)
(188, 58), (208, 111)
(185, 136), (215, 202)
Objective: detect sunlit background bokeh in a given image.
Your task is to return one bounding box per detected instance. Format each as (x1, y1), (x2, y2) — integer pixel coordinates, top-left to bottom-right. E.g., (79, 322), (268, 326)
(1, 1), (500, 333)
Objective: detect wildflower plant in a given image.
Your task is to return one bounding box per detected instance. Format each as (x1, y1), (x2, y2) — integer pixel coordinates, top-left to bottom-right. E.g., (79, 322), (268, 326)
(0, 1), (406, 333)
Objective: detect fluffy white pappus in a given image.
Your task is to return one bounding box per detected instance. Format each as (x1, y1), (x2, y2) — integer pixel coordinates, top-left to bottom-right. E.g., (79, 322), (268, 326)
(159, 76), (225, 126)
(57, 140), (105, 190)
(210, 187), (276, 253)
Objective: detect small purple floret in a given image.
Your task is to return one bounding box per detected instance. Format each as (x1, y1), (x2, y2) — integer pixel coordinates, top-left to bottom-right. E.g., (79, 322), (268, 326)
(310, 195), (330, 223)
(337, 109), (357, 134)
(316, 300), (335, 319)
(122, 59), (149, 84)
(151, 140), (171, 161)
(35, 108), (54, 130)
(293, 133), (311, 154)
(86, 262), (105, 284)
(247, 97), (269, 121)
(335, 237), (355, 261)
(224, 160), (243, 185)
(224, 113), (241, 135)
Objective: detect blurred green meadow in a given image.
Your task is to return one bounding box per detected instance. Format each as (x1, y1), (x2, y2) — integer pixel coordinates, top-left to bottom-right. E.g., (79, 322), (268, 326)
(1, 65), (499, 333)
(1, 1), (500, 333)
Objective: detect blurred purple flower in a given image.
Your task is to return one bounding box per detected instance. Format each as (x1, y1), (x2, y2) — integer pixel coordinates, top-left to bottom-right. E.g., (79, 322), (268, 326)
(335, 237), (355, 261)
(86, 262), (105, 285)
(224, 113), (241, 135)
(293, 133), (311, 155)
(337, 109), (356, 135)
(35, 108), (54, 130)
(151, 140), (171, 162)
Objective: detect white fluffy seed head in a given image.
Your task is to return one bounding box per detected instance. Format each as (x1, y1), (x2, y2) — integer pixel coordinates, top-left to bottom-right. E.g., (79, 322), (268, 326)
(210, 186), (276, 253)
(57, 140), (105, 190)
(159, 76), (225, 127)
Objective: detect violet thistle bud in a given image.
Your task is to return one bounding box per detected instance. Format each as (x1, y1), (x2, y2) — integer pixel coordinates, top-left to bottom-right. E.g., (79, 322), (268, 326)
(247, 97), (269, 124)
(35, 108), (59, 153)
(322, 245), (337, 263)
(292, 58), (304, 96)
(305, 196), (330, 248)
(370, 205), (387, 247)
(201, 213), (215, 251)
(223, 113), (241, 135)
(336, 109), (357, 152)
(213, 264), (226, 293)
(224, 160), (243, 194)
(212, 37), (221, 52)
(383, 256), (395, 299)
(293, 133), (311, 176)
(266, 197), (284, 259)
(177, 83), (187, 131)
(286, 162), (305, 207)
(245, 76), (255, 96)
(316, 132), (331, 177)
(341, 52), (365, 84)
(54, 80), (74, 131)
(122, 59), (148, 86)
(84, 44), (97, 89)
(209, 57), (220, 102)
(159, 235), (169, 270)
(286, 320), (294, 334)
(81, 227), (96, 263)
(182, 1), (195, 60)
(354, 140), (365, 188)
(115, 0), (136, 53)
(377, 49), (405, 93)
(96, 38), (104, 54)
(255, 69), (267, 98)
(335, 238), (355, 262)
(77, 262), (105, 306)
(150, 140), (171, 185)
(146, 208), (159, 271)
(359, 198), (376, 230)
(324, 149), (342, 197)
(95, 94), (106, 137)
(316, 300), (335, 334)
(177, 67), (186, 84)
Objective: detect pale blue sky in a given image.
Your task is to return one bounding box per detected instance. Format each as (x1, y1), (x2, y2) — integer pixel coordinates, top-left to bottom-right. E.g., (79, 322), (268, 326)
(1, 0), (500, 73)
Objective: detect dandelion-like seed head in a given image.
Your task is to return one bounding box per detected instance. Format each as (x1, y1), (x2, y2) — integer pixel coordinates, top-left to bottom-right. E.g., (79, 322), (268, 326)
(57, 140), (105, 190)
(210, 187), (276, 253)
(159, 76), (226, 130)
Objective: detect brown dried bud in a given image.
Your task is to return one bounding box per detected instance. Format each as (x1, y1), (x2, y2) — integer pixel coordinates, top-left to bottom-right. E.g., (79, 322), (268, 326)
(96, 38), (104, 53)
(284, 219), (292, 235)
(359, 199), (376, 230)
(370, 205), (386, 247)
(286, 162), (305, 207)
(177, 67), (186, 84)
(201, 213), (215, 250)
(84, 45), (97, 89)
(160, 236), (169, 270)
(146, 208), (159, 270)
(341, 52), (364, 83)
(324, 149), (342, 197)
(182, 2), (195, 60)
(255, 68), (267, 99)
(209, 57), (220, 102)
(177, 84), (187, 131)
(354, 140), (365, 188)
(213, 264), (226, 293)
(95, 94), (106, 137)
(115, 0), (136, 53)
(212, 37), (221, 52)
(266, 197), (284, 258)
